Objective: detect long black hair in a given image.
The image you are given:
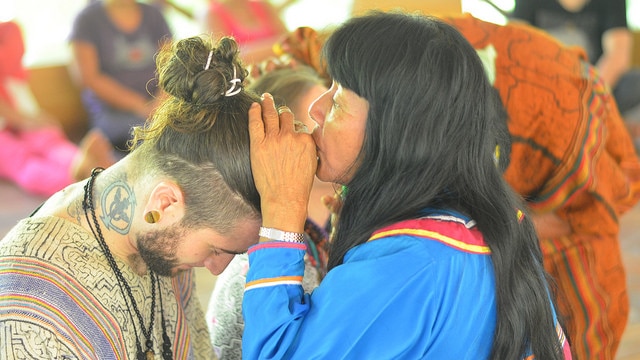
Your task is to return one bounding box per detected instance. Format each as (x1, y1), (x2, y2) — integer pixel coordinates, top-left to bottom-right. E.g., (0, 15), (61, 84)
(323, 11), (563, 359)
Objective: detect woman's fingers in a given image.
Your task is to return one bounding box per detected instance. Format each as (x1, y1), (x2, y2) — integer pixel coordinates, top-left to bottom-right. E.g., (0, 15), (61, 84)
(276, 105), (297, 133)
(248, 102), (265, 145)
(247, 92), (318, 231)
(260, 93), (282, 136)
(249, 93), (305, 139)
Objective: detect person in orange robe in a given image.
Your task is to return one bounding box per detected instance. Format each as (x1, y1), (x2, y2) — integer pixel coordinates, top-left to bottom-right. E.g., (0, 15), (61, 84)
(275, 15), (640, 360)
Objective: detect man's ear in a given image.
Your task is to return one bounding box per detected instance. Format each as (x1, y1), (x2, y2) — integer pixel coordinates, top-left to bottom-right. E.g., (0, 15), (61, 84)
(144, 181), (185, 224)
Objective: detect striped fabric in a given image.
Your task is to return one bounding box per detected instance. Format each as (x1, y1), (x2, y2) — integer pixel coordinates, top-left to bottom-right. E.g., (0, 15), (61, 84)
(0, 216), (214, 359)
(369, 220), (490, 254)
(245, 241), (307, 292)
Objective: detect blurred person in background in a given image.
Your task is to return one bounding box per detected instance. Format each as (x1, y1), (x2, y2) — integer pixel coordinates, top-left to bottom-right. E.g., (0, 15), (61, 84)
(70, 0), (172, 158)
(0, 20), (115, 197)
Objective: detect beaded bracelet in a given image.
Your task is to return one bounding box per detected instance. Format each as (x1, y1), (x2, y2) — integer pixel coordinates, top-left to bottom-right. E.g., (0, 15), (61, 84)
(259, 227), (305, 243)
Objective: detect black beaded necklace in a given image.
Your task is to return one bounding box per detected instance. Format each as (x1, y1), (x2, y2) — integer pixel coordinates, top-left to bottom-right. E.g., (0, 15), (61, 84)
(83, 168), (173, 360)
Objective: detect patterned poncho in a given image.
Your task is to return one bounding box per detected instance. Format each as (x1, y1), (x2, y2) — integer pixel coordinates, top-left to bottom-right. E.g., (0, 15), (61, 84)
(0, 216), (214, 359)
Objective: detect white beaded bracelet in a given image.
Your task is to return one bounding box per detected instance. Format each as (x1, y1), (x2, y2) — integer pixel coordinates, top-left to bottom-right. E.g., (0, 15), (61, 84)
(259, 227), (305, 243)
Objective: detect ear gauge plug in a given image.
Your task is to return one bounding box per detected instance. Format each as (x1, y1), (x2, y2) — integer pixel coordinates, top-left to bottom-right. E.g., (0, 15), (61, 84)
(145, 210), (160, 224)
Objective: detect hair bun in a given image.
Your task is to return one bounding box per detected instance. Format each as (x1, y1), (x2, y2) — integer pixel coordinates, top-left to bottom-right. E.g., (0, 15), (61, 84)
(157, 36), (247, 105)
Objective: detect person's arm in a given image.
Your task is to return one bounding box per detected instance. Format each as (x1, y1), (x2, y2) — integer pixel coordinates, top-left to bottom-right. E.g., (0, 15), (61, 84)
(0, 92), (59, 131)
(70, 41), (153, 118)
(241, 93), (313, 357)
(248, 93), (315, 235)
(242, 229), (497, 358)
(596, 0), (632, 87)
(0, 97), (31, 129)
(596, 27), (633, 87)
(530, 211), (572, 239)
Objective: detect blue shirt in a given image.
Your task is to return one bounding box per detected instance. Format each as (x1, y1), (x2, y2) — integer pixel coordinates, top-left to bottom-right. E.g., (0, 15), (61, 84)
(243, 211), (498, 359)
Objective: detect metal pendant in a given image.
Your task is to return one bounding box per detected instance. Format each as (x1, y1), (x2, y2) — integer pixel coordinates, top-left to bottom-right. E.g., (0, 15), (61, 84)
(146, 349), (155, 360)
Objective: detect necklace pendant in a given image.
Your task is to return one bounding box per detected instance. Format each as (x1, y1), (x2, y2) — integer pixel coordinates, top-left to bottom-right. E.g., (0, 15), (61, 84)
(146, 349), (155, 360)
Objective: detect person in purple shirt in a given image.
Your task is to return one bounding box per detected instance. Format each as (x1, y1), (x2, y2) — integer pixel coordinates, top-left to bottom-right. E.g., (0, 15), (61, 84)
(70, 0), (172, 158)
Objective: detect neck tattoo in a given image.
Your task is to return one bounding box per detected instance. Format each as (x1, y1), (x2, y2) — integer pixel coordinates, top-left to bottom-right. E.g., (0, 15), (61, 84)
(83, 168), (173, 360)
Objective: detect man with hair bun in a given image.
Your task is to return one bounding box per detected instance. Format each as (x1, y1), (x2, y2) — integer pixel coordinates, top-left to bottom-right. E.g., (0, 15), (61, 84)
(0, 35), (260, 360)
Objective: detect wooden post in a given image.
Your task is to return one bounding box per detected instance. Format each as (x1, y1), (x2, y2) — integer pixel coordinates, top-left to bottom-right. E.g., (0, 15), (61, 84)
(633, 31), (640, 67)
(27, 65), (89, 143)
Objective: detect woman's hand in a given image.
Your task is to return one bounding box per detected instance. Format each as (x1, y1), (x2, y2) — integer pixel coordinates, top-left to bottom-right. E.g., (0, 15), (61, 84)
(248, 93), (318, 232)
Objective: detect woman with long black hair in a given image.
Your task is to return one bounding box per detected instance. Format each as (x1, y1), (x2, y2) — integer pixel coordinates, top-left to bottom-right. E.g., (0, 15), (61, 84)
(244, 11), (571, 359)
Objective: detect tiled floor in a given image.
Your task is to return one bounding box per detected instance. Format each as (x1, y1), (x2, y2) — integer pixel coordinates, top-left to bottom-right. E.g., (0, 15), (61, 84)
(0, 178), (638, 358)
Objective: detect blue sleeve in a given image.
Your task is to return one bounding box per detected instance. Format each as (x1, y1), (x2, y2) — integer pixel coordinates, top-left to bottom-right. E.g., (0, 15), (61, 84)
(241, 236), (497, 359)
(242, 241), (309, 359)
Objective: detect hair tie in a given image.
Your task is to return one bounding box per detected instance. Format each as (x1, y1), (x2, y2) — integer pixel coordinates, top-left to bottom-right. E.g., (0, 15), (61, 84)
(225, 65), (242, 97)
(340, 185), (348, 199)
(493, 144), (501, 167)
(204, 50), (214, 70)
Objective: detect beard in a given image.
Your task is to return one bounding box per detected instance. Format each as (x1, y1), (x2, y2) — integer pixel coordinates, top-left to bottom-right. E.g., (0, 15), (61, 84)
(136, 225), (182, 277)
